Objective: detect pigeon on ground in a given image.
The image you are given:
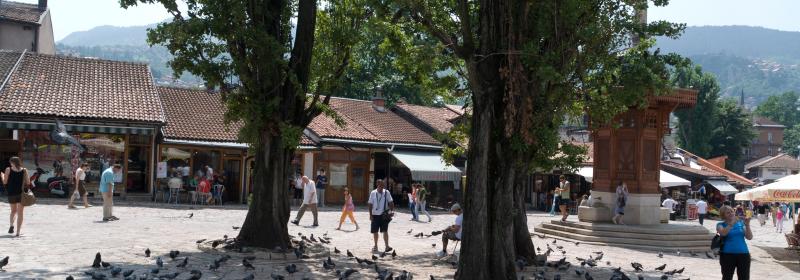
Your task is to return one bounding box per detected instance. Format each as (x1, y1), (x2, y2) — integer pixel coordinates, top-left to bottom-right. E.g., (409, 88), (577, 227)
(706, 251), (714, 259)
(431, 230), (443, 236)
(372, 255), (378, 261)
(294, 248), (303, 259)
(334, 247), (341, 254)
(150, 268), (160, 274)
(196, 239), (206, 244)
(110, 267), (121, 277)
(156, 257), (163, 268)
(188, 270), (202, 280)
(347, 250), (355, 258)
(407, 229), (413, 234)
(552, 239), (557, 244)
(169, 250), (180, 260)
(575, 241), (581, 246)
(90, 271), (107, 280)
(285, 263), (297, 273)
(675, 267), (685, 274)
(188, 213), (193, 218)
(655, 264), (667, 271)
(160, 272), (180, 279)
(66, 275), (74, 280)
(233, 226), (241, 230)
(92, 253), (102, 268)
(177, 257), (188, 268)
(208, 261), (220, 271)
(122, 269), (134, 277)
(0, 256), (7, 270)
(574, 269), (585, 275)
(392, 250), (397, 258)
(415, 232), (424, 238)
(101, 261), (110, 268)
(242, 273), (254, 280)
(145, 248), (151, 258)
(584, 272), (594, 280)
(660, 275), (669, 280)
(212, 240), (221, 248)
(631, 262), (644, 272)
(323, 260), (335, 270)
(432, 244), (437, 248)
(338, 268), (358, 279)
(243, 258), (255, 270)
(270, 272), (286, 280)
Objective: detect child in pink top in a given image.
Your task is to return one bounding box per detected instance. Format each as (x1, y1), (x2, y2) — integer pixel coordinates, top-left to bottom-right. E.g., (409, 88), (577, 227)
(337, 188), (359, 230)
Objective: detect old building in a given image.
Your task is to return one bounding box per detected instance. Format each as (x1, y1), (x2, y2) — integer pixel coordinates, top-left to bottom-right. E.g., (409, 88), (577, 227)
(744, 153), (800, 184)
(746, 116), (785, 162)
(0, 0), (55, 54)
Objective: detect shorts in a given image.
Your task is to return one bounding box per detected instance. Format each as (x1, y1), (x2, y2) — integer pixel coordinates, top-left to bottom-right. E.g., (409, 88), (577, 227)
(615, 207), (625, 215)
(76, 180), (87, 196)
(293, 188), (303, 199)
(558, 199), (571, 206)
(443, 231), (460, 241)
(370, 215), (389, 233)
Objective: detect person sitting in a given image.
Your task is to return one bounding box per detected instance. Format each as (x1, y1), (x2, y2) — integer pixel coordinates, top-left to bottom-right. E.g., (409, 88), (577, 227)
(197, 177), (212, 204)
(436, 203), (463, 257)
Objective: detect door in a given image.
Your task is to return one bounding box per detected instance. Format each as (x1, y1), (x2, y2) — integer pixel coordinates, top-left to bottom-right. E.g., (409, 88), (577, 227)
(350, 165), (368, 204)
(223, 158), (241, 203)
(126, 146), (150, 193)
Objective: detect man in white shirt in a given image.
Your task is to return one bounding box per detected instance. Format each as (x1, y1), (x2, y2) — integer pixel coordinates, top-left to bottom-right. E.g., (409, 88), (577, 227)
(368, 179), (394, 252)
(436, 203), (463, 257)
(662, 196), (678, 221)
(696, 198), (708, 225)
(205, 165), (214, 181)
(291, 176), (318, 226)
(180, 162), (191, 186)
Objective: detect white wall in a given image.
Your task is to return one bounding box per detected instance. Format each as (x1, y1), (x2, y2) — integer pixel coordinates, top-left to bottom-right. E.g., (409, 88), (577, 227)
(0, 21), (36, 51)
(36, 12), (55, 54)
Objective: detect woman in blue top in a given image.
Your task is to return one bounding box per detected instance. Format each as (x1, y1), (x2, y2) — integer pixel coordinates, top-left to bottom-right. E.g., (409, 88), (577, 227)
(716, 205), (753, 280)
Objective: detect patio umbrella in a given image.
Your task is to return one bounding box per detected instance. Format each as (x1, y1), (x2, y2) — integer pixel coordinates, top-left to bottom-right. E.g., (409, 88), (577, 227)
(734, 175), (800, 202)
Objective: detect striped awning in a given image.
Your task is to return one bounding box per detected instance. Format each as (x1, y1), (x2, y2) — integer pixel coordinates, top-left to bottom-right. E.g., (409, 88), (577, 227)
(0, 121), (154, 135)
(390, 150), (462, 182)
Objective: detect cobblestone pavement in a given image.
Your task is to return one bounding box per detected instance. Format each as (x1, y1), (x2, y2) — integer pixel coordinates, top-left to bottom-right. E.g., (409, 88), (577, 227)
(0, 198), (797, 279)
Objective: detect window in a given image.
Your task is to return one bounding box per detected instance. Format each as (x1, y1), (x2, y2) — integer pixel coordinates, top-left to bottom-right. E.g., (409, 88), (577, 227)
(768, 132), (773, 143)
(328, 163), (348, 187)
(768, 147), (773, 156)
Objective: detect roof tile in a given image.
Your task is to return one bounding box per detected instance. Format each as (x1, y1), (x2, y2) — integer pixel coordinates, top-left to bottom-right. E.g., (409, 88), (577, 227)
(158, 86), (241, 142)
(0, 1), (45, 24)
(394, 103), (461, 133)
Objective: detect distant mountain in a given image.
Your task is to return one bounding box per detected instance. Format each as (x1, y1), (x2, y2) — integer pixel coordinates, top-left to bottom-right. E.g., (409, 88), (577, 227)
(656, 26), (800, 106)
(59, 24), (157, 47)
(56, 24), (202, 86)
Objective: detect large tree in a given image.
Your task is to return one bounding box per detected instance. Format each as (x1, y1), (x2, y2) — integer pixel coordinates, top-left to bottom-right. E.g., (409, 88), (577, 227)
(120, 0), (365, 248)
(672, 64), (720, 158)
(382, 0), (685, 278)
(754, 91), (800, 126)
(710, 99), (756, 169)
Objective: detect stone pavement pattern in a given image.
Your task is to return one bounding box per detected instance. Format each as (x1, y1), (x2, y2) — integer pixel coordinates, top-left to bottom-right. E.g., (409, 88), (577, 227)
(0, 199), (796, 279)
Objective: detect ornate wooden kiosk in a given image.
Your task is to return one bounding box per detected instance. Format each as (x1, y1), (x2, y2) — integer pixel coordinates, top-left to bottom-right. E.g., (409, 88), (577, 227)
(581, 89), (697, 225)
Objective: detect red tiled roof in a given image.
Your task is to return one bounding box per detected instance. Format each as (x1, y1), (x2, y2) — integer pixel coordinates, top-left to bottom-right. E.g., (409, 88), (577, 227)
(0, 50), (22, 86)
(0, 1), (45, 24)
(753, 116), (785, 127)
(157, 86), (242, 142)
(307, 98), (440, 146)
(394, 103), (461, 133)
(676, 148), (755, 186)
(661, 161), (724, 178)
(0, 52), (164, 123)
(745, 153), (800, 170)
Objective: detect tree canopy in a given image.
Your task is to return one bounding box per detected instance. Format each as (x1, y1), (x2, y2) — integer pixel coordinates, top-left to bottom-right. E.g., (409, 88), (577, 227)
(710, 99), (756, 169)
(672, 64), (720, 158)
(754, 91), (800, 127)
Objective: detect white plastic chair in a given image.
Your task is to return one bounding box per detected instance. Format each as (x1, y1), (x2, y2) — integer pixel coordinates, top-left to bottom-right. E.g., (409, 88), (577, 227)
(167, 177), (183, 204)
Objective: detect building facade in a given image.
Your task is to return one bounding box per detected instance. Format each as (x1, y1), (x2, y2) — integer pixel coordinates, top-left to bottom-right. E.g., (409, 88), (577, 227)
(744, 153), (800, 184)
(0, 0), (55, 54)
(746, 116), (785, 162)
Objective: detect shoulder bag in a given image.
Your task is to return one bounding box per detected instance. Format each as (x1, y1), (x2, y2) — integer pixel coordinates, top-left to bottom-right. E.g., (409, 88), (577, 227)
(380, 191), (393, 222)
(21, 169), (36, 206)
(711, 231), (727, 254)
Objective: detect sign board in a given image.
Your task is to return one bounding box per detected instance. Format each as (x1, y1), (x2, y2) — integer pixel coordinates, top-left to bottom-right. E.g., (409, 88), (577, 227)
(157, 162), (168, 178)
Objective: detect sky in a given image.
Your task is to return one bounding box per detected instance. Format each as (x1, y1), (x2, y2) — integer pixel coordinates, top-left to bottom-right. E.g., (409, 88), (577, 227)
(13, 0), (800, 41)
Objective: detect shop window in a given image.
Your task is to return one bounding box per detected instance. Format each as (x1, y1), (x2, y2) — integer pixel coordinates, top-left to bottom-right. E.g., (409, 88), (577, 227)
(329, 163), (348, 187)
(193, 150), (221, 177)
(161, 147), (191, 178)
(0, 128), (12, 139)
(129, 134), (151, 145)
(350, 152), (369, 162)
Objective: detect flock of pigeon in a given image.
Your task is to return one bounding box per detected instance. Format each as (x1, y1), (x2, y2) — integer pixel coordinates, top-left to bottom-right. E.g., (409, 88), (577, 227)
(525, 234), (706, 280)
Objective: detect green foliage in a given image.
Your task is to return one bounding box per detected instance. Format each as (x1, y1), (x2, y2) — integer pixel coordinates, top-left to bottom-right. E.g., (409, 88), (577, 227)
(755, 91), (800, 126)
(783, 124), (800, 157)
(672, 64), (720, 158)
(710, 99), (757, 166)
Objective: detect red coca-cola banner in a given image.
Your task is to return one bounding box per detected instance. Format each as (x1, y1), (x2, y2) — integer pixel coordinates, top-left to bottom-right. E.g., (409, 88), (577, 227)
(772, 190), (800, 199)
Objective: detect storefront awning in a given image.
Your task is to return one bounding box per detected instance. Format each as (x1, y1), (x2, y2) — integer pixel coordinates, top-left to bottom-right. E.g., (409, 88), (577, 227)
(707, 180), (739, 195)
(389, 150), (462, 182)
(0, 121), (154, 135)
(577, 166), (690, 188)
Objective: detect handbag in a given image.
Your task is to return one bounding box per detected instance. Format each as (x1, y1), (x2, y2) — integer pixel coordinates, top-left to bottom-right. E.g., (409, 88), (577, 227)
(22, 189), (37, 206)
(711, 233), (725, 254)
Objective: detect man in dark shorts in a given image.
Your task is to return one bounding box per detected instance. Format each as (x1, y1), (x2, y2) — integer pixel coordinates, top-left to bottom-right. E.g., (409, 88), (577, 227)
(368, 179), (395, 252)
(436, 203), (463, 257)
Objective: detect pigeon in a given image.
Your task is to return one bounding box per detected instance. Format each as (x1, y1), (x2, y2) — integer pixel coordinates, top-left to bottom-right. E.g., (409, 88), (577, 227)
(145, 248), (151, 258)
(285, 263), (297, 273)
(655, 264), (667, 271)
(242, 273), (255, 280)
(323, 260), (335, 270)
(101, 261), (111, 268)
(575, 269), (585, 276)
(110, 267), (122, 277)
(575, 242), (581, 246)
(593, 253), (603, 261)
(196, 239), (206, 244)
(310, 235), (318, 242)
(334, 247), (341, 254)
(150, 268), (160, 274)
(415, 232), (424, 238)
(233, 226), (241, 230)
(584, 272), (594, 280)
(372, 255), (378, 261)
(407, 229), (413, 234)
(0, 256), (8, 270)
(208, 261), (220, 271)
(270, 272), (286, 280)
(380, 251), (387, 258)
(660, 275), (669, 280)
(431, 230), (443, 236)
(169, 250), (180, 260)
(188, 213), (193, 218)
(347, 250), (355, 258)
(177, 257), (188, 268)
(631, 262), (644, 272)
(675, 267), (685, 274)
(552, 239), (557, 244)
(156, 257), (163, 268)
(90, 271), (107, 280)
(160, 272), (180, 279)
(92, 253), (102, 268)
(690, 251), (699, 257)
(294, 248), (303, 259)
(326, 256), (336, 267)
(188, 270), (202, 280)
(392, 251), (397, 258)
(212, 240), (221, 248)
(338, 268), (358, 279)
(243, 258), (255, 270)
(66, 276), (74, 280)
(706, 251), (714, 259)
(657, 252), (663, 258)
(432, 244), (437, 248)
(122, 269), (134, 277)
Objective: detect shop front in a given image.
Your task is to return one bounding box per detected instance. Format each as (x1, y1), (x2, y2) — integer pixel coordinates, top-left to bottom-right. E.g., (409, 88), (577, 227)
(312, 149), (371, 204)
(157, 142), (247, 203)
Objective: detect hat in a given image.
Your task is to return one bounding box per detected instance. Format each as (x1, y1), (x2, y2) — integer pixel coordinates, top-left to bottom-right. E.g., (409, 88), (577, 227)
(450, 203), (462, 212)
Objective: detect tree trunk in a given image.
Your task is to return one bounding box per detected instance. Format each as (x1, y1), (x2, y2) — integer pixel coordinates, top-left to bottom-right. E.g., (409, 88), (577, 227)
(513, 164), (536, 263)
(237, 132), (292, 249)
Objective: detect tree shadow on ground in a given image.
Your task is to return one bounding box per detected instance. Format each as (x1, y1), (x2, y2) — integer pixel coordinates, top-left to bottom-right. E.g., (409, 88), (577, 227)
(754, 245), (800, 272)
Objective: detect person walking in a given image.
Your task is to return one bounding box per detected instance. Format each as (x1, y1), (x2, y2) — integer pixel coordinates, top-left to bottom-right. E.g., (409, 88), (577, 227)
(68, 163), (92, 209)
(407, 185), (418, 221)
(756, 202), (768, 226)
(415, 184), (432, 223)
(770, 202), (779, 227)
(337, 188), (358, 230)
(368, 179), (394, 252)
(555, 175), (571, 222)
(717, 205), (753, 280)
(776, 203), (785, 233)
(696, 198), (708, 225)
(100, 164), (122, 222)
(315, 168), (327, 208)
(612, 181), (628, 225)
(291, 176), (319, 226)
(2, 157), (30, 236)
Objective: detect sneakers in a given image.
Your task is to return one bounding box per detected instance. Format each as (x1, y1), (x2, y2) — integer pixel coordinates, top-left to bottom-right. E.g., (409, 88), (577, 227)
(110, 216), (119, 221)
(312, 223), (319, 227)
(85, 204), (93, 208)
(291, 220), (299, 225)
(372, 246), (379, 252)
(8, 226), (13, 234)
(68, 205), (77, 209)
(385, 246), (393, 252)
(436, 250), (447, 258)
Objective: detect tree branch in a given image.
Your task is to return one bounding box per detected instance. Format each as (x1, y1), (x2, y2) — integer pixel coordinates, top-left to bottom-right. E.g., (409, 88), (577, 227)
(400, 1), (471, 59)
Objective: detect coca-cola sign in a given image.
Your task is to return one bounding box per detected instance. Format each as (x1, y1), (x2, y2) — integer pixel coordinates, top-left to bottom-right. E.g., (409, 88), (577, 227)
(771, 190), (800, 199)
